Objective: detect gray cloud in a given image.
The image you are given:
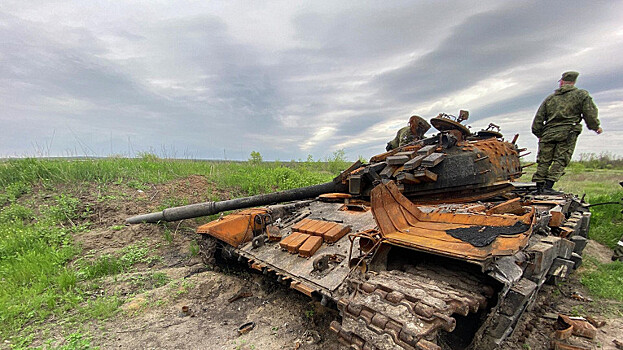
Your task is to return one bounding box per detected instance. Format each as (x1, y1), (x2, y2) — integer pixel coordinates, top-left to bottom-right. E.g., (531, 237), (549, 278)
(1, 1), (623, 161)
(373, 2), (621, 104)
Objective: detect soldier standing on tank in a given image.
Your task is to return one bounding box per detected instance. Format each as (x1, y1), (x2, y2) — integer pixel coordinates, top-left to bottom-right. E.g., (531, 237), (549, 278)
(386, 115), (432, 151)
(531, 71), (602, 194)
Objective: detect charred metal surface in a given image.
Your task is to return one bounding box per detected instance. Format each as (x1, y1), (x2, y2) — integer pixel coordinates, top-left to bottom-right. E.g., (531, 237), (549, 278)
(333, 267), (490, 350)
(126, 112), (595, 350)
(446, 222), (530, 247)
(238, 201), (376, 294)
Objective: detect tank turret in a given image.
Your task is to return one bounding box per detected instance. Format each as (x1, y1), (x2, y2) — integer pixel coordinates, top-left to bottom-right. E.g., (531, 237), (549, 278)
(128, 113), (525, 224)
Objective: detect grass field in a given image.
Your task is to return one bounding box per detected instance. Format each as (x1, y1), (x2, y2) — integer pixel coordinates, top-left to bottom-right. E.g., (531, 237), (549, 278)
(1, 155), (622, 348)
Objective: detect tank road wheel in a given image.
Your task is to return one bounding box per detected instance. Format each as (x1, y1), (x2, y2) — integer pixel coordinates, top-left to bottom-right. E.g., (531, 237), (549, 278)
(198, 234), (217, 266)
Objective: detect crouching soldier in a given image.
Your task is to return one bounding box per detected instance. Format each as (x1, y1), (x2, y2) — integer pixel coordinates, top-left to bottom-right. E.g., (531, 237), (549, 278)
(386, 115), (432, 151)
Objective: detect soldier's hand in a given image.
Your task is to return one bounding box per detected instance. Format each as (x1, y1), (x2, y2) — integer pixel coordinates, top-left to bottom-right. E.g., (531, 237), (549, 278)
(595, 127), (603, 134)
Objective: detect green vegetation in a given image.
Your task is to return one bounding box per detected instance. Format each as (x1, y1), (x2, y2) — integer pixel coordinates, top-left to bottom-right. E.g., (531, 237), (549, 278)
(39, 332), (97, 350)
(75, 242), (161, 280)
(581, 258), (623, 302)
(0, 152), (348, 347)
(0, 189), (144, 347)
(0, 152), (349, 196)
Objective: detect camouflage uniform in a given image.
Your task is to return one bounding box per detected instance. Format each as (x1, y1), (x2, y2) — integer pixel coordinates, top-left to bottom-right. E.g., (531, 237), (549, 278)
(387, 126), (418, 151)
(531, 83), (599, 183)
(386, 115), (431, 151)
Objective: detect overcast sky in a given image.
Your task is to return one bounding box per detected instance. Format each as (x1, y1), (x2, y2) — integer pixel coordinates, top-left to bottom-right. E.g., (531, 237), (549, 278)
(2, 1), (622, 161)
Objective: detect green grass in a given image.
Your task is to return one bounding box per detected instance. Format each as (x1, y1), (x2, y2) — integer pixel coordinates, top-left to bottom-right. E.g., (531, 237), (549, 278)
(0, 154), (348, 196)
(75, 241), (161, 280)
(0, 154), (348, 347)
(581, 258), (623, 302)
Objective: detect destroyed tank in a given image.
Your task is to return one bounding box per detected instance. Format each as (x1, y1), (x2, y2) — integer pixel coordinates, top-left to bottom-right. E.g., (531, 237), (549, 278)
(127, 113), (591, 350)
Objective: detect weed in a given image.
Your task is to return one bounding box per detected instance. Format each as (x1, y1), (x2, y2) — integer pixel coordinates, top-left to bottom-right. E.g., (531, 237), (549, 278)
(158, 197), (189, 211)
(3, 154), (620, 348)
(171, 279), (196, 298)
(120, 241), (161, 266)
(128, 272), (170, 290)
(40, 194), (83, 226)
(162, 227), (174, 244)
(569, 304), (587, 317)
(305, 308), (315, 320)
(53, 332), (97, 350)
(76, 241), (160, 280)
(111, 225), (125, 231)
(189, 240), (200, 257)
(0, 181), (30, 206)
(0, 157), (344, 347)
(0, 203), (34, 222)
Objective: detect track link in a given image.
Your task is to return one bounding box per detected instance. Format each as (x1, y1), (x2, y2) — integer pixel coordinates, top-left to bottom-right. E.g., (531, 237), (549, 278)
(332, 266), (491, 350)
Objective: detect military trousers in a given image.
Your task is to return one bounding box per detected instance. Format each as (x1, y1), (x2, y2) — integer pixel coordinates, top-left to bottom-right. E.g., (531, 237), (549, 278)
(532, 132), (579, 183)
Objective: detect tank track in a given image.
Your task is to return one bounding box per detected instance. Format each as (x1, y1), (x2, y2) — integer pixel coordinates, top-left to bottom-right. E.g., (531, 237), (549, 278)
(330, 266), (491, 350)
(197, 234), (217, 266)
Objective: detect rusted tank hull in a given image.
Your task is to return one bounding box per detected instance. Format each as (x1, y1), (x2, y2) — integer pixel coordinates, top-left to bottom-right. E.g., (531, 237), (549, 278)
(192, 183), (589, 349)
(127, 114), (591, 349)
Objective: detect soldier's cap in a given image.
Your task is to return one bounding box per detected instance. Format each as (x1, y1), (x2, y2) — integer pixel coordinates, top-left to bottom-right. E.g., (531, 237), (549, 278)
(560, 71), (579, 83)
(409, 115), (432, 131)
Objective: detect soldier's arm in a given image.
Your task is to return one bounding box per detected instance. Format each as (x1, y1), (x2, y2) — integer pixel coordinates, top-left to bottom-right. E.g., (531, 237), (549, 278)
(581, 92), (600, 132)
(531, 100), (547, 137)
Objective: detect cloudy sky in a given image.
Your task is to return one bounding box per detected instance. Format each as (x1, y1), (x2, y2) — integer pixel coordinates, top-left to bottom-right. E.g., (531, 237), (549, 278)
(2, 1), (622, 161)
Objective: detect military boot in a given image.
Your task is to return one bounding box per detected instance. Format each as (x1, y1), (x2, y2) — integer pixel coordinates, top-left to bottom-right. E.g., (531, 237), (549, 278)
(613, 237), (623, 262)
(535, 182), (545, 194)
(542, 180), (561, 195)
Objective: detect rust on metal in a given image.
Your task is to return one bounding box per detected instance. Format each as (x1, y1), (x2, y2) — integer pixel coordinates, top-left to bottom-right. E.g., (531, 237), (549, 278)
(558, 314), (597, 339)
(250, 262), (264, 271)
(279, 231), (303, 250)
(285, 233), (310, 253)
(371, 181), (533, 262)
(485, 197), (524, 215)
(319, 193), (353, 200)
(549, 205), (565, 227)
(323, 224), (352, 243)
(291, 218), (312, 231)
(238, 321), (256, 335)
(298, 236), (323, 257)
(334, 267), (487, 350)
(290, 281), (315, 297)
(197, 208), (268, 247)
(228, 291), (253, 303)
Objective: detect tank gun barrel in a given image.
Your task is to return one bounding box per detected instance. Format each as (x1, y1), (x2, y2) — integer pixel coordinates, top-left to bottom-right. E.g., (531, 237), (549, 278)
(126, 180), (344, 224)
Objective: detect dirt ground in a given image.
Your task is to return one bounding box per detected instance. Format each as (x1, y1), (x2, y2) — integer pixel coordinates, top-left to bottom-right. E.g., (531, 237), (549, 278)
(503, 239), (623, 350)
(27, 176), (623, 350)
(55, 175), (343, 350)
